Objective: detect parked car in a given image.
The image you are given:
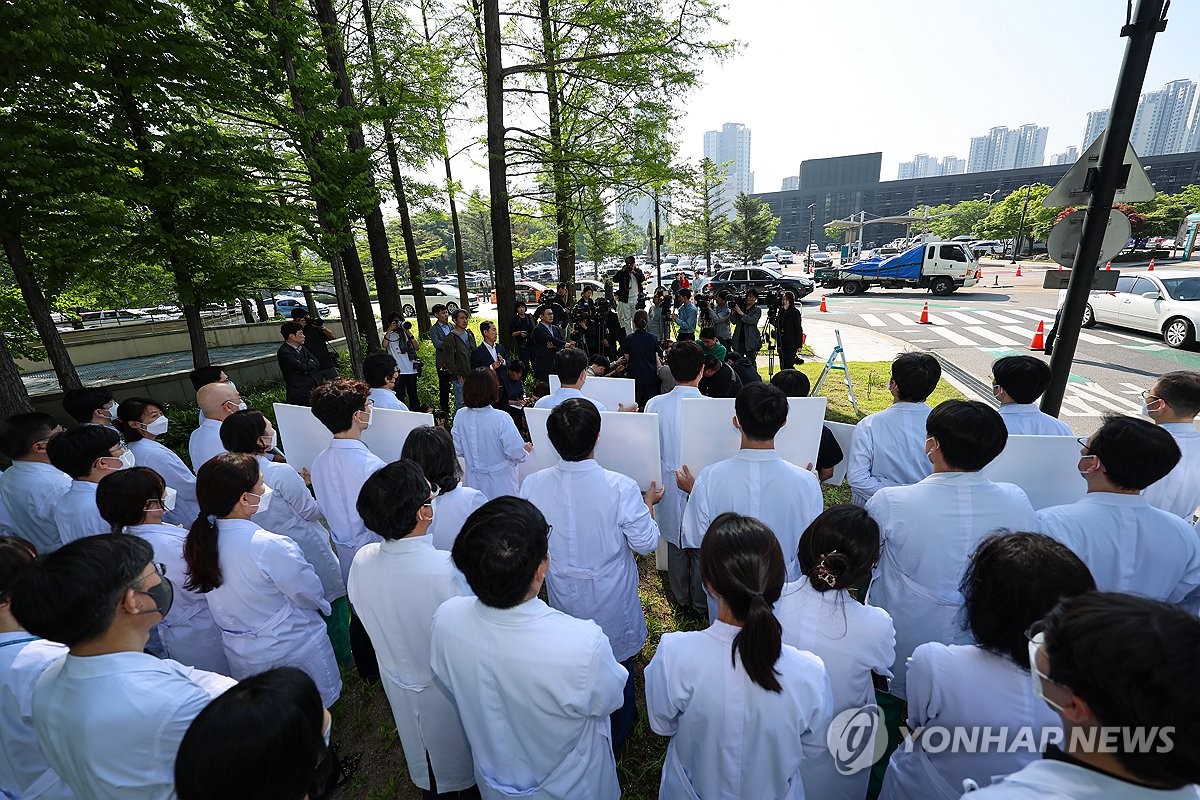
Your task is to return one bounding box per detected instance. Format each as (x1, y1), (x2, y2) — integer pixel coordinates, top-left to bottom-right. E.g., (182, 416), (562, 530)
(806, 252), (833, 270)
(397, 284), (479, 317)
(513, 280), (551, 305)
(970, 240), (1005, 257)
(702, 265), (815, 300)
(273, 296), (331, 318)
(1083, 270), (1200, 349)
(775, 251), (795, 264)
(759, 254), (779, 266)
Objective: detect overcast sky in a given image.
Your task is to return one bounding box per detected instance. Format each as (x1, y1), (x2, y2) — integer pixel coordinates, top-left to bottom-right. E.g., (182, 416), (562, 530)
(446, 0), (1200, 198)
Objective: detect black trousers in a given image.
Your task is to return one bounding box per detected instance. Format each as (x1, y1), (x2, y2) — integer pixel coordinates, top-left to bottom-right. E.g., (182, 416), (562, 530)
(348, 612), (380, 685)
(395, 373), (420, 410)
(780, 347), (800, 370)
(423, 752), (481, 800)
(437, 370), (453, 412)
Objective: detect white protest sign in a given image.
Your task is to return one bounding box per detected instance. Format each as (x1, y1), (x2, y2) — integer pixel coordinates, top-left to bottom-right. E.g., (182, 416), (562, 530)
(273, 403), (433, 471)
(823, 421), (857, 486)
(678, 397), (827, 476)
(523, 407), (662, 490)
(361, 407), (436, 463)
(548, 375), (636, 410)
(980, 434), (1086, 510)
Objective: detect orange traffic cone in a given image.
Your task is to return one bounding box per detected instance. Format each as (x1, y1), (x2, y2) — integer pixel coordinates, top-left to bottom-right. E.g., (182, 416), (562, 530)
(1015, 265), (1022, 277)
(1028, 320), (1046, 351)
(1148, 258), (1155, 271)
(918, 302), (931, 324)
(1105, 261), (1111, 270)
(819, 295), (828, 313)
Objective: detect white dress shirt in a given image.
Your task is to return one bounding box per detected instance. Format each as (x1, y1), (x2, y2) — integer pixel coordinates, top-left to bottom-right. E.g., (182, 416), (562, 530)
(124, 523), (229, 675)
(644, 385), (703, 547)
(33, 651), (234, 800)
(998, 404), (1073, 436)
(451, 407), (529, 501)
(187, 418), (225, 473)
(865, 472), (1037, 699)
(1142, 422), (1200, 520)
(0, 462), (72, 554)
(533, 387), (607, 411)
(53, 482), (108, 546)
(127, 439), (201, 528)
(429, 484), (487, 552)
(255, 457), (346, 603)
(0, 469), (17, 538)
(776, 579), (897, 800)
(203, 518), (341, 706)
(881, 644), (1059, 800)
(681, 449), (824, 581)
(368, 387), (405, 411)
(0, 633), (71, 800)
(1037, 492), (1200, 611)
(310, 439), (387, 585)
(519, 459), (659, 662)
(846, 402), (933, 506)
(645, 622), (834, 800)
(960, 755), (1200, 800)
(431, 597), (627, 800)
(348, 536), (474, 792)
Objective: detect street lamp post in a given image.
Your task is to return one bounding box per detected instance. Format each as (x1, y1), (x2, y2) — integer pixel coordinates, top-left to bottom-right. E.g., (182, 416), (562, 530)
(1010, 184), (1032, 264)
(805, 203), (816, 265)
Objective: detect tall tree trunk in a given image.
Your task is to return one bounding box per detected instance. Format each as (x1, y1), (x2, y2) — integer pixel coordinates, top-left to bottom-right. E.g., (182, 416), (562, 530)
(255, 294), (269, 321)
(240, 298), (255, 324)
(0, 225), (82, 392)
(311, 0), (398, 331)
(483, 0), (516, 342)
(361, 0), (430, 334)
(538, 0), (575, 303)
(0, 316), (34, 416)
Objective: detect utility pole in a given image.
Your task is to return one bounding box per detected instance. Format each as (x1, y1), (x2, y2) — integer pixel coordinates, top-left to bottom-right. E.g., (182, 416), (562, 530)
(1010, 185), (1032, 264)
(806, 203), (816, 257)
(1042, 0), (1168, 417)
(653, 190), (663, 291)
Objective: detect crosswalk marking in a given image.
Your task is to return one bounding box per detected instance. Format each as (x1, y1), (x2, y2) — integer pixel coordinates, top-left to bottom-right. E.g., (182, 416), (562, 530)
(965, 327), (1025, 346)
(1006, 309), (1055, 322)
(887, 313), (919, 326)
(860, 314), (887, 327)
(1002, 325), (1040, 341)
(926, 327), (978, 346)
(1077, 331), (1120, 345)
(943, 311), (986, 325)
(971, 310), (1023, 324)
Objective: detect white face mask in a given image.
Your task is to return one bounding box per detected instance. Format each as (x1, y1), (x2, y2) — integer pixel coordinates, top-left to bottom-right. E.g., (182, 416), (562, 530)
(104, 403), (119, 422)
(1028, 634), (1069, 714)
(161, 487), (177, 512)
(144, 416), (169, 436)
(104, 450), (136, 472)
(260, 434), (276, 451)
(238, 401), (248, 411)
(246, 484), (273, 514)
(357, 408), (373, 429)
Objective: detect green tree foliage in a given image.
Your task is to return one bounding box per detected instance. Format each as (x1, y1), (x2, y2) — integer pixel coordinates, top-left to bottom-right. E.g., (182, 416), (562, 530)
(977, 184), (1056, 243)
(728, 193), (779, 265)
(928, 200), (992, 240)
(672, 158), (730, 270)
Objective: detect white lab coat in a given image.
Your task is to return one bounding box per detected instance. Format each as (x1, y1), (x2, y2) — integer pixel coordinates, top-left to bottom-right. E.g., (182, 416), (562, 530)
(533, 387), (607, 411)
(963, 757), (1200, 799)
(881, 644), (1058, 800)
(0, 633), (71, 800)
(846, 402), (933, 506)
(203, 518), (341, 706)
(1037, 492), (1200, 611)
(429, 484), (487, 552)
(0, 462), (72, 554)
(430, 597), (627, 800)
(187, 418), (225, 473)
(776, 579), (896, 800)
(348, 537), (475, 792)
(126, 438), (201, 529)
(1142, 422), (1200, 520)
(254, 456), (346, 603)
(124, 523), (229, 675)
(644, 385), (703, 547)
(0, 469), (17, 538)
(681, 449), (824, 582)
(451, 407), (528, 501)
(520, 459), (659, 661)
(368, 387), (405, 410)
(997, 404), (1073, 436)
(53, 482), (108, 546)
(866, 472), (1037, 700)
(310, 439), (387, 585)
(32, 652), (234, 800)
(645, 621), (835, 800)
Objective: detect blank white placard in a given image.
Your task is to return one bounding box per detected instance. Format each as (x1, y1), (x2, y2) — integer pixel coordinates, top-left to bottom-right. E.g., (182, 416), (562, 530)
(547, 375), (636, 410)
(361, 407), (435, 463)
(823, 421), (857, 486)
(273, 403), (334, 472)
(678, 397), (828, 476)
(523, 407), (662, 490)
(980, 434), (1087, 510)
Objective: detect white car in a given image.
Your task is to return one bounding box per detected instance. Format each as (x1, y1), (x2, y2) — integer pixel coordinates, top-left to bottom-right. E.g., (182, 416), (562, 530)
(397, 283), (479, 316)
(775, 251), (795, 264)
(1084, 269), (1200, 349)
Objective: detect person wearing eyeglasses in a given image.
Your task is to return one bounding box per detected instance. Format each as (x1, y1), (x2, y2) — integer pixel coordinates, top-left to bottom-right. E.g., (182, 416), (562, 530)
(0, 413), (71, 554)
(990, 356), (1073, 436)
(1139, 370), (1200, 520)
(61, 386), (120, 430)
(47, 425), (135, 547)
(969, 593), (1200, 799)
(1036, 416), (1200, 611)
(363, 353), (407, 411)
(349, 461), (478, 800)
(115, 397), (202, 529)
(11, 534), (235, 800)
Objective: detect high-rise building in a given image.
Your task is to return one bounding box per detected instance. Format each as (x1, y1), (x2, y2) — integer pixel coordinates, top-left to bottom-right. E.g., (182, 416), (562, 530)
(1131, 79), (1197, 156)
(1187, 98), (1200, 153)
(781, 176), (800, 191)
(898, 154), (964, 179)
(940, 156), (966, 175)
(1049, 146), (1079, 166)
(1012, 124), (1049, 168)
(1082, 109), (1109, 150)
(967, 124), (1048, 171)
(703, 123), (752, 218)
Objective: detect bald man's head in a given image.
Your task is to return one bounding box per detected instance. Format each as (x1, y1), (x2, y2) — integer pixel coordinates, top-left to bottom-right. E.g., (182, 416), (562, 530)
(197, 382), (241, 420)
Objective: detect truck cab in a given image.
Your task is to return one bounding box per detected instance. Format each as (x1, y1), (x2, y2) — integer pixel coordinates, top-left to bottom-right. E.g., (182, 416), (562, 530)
(816, 242), (980, 296)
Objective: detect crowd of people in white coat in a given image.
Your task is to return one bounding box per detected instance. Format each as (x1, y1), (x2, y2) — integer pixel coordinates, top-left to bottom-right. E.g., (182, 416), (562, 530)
(0, 343), (1199, 800)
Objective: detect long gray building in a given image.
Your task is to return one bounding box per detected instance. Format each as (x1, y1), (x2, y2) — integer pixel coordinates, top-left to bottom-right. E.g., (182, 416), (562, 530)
(756, 150), (1200, 251)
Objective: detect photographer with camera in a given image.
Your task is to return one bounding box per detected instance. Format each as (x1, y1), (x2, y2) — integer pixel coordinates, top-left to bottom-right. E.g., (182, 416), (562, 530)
(290, 308), (338, 382)
(615, 256), (643, 334)
(648, 288), (672, 344)
(569, 307), (601, 357)
(703, 292), (733, 349)
(729, 289), (763, 360)
(383, 311), (422, 410)
(574, 286), (597, 320)
(596, 298), (625, 360)
(509, 301), (535, 369)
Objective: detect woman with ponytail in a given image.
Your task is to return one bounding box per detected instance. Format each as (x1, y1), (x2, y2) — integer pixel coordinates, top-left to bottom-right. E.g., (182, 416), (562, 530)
(97, 467), (229, 674)
(184, 453), (342, 707)
(775, 505), (896, 800)
(645, 512), (834, 800)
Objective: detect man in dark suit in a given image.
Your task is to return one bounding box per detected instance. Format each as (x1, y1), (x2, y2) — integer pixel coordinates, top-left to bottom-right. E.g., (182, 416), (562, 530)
(470, 320), (509, 371)
(277, 321), (323, 405)
(531, 306), (567, 383)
